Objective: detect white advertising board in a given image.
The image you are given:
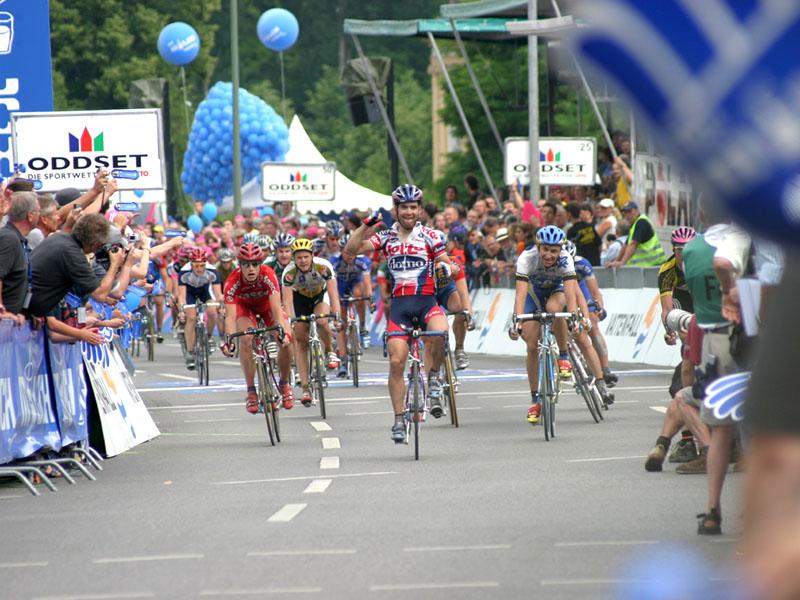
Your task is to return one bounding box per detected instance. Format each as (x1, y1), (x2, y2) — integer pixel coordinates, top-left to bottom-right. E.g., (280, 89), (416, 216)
(11, 109), (166, 192)
(261, 161), (336, 202)
(505, 137), (596, 186)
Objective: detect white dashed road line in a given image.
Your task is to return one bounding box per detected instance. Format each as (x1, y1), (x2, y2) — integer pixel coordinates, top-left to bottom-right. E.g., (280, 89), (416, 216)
(650, 406), (668, 414)
(213, 471), (396, 486)
(159, 373), (196, 381)
(554, 540), (659, 547)
(93, 554), (204, 564)
(320, 456), (340, 470)
(200, 588), (322, 596)
(247, 549), (356, 557)
(321, 437), (340, 450)
(33, 593), (155, 600)
(403, 544), (511, 552)
(302, 479), (332, 494)
(369, 581), (499, 591)
(310, 421), (332, 432)
(566, 455), (647, 463)
(267, 503), (308, 522)
(0, 560), (49, 568)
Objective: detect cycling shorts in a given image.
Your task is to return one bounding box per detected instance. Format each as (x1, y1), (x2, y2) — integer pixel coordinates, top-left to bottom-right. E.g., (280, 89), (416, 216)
(293, 291), (326, 318)
(337, 277), (363, 300)
(524, 286), (565, 313)
(435, 281), (458, 309)
(387, 295), (445, 334)
(186, 287), (213, 306)
(231, 300), (279, 327)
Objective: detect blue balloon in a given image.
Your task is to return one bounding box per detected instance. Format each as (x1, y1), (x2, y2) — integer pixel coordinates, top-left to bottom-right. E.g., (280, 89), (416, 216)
(157, 22), (200, 66)
(187, 214), (203, 234)
(202, 202), (218, 223)
(257, 9), (299, 52)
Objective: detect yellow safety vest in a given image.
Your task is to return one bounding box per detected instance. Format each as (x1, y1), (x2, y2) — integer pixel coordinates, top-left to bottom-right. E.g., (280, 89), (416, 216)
(628, 215), (667, 266)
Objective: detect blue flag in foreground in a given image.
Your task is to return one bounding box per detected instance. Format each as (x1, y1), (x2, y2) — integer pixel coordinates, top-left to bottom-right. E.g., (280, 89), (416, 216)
(570, 1), (800, 245)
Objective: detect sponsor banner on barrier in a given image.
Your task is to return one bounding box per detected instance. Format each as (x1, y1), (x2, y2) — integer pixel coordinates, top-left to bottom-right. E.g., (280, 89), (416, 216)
(12, 108), (166, 192)
(81, 330), (159, 457)
(463, 288), (526, 357)
(0, 322), (60, 460)
(48, 339), (89, 447)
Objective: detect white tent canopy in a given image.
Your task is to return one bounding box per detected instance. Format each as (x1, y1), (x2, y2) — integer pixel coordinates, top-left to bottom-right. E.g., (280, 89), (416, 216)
(221, 115), (391, 214)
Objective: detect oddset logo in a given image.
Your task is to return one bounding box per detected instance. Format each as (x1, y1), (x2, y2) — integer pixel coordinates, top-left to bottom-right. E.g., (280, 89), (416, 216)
(69, 127), (104, 152)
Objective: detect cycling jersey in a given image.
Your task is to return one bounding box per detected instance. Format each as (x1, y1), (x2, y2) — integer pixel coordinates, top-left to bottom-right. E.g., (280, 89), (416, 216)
(658, 253), (694, 313)
(281, 257), (336, 298)
(330, 254), (371, 298)
(515, 246), (576, 291)
(369, 222), (445, 297)
(223, 265), (281, 324)
(574, 255), (598, 312)
(264, 256), (291, 288)
(179, 263), (219, 304)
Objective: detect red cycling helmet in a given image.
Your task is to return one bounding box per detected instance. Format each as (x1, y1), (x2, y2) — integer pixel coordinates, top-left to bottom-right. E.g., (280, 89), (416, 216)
(670, 226), (697, 246)
(188, 248), (207, 263)
(237, 242), (264, 262)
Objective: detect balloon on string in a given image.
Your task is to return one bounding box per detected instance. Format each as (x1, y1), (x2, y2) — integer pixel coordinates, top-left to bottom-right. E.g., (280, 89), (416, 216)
(256, 8), (299, 52)
(157, 22), (201, 66)
(187, 214), (203, 234)
(202, 202), (218, 223)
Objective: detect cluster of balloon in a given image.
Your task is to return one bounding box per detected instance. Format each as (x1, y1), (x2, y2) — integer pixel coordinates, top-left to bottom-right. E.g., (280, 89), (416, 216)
(157, 22), (200, 66)
(180, 81), (290, 204)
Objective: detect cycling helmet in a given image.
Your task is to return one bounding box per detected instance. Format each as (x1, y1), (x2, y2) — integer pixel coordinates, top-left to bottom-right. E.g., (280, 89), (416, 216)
(218, 248), (234, 262)
(257, 234), (272, 251)
(564, 240), (577, 258)
(188, 248), (207, 263)
(178, 245), (194, 258)
(291, 238), (315, 254)
(325, 220), (344, 237)
(312, 237), (326, 255)
(238, 242), (264, 262)
(448, 225), (467, 245)
(338, 233), (351, 249)
(391, 184), (423, 204)
(536, 225), (566, 246)
(670, 226), (697, 246)
(242, 232), (259, 244)
(273, 232), (295, 248)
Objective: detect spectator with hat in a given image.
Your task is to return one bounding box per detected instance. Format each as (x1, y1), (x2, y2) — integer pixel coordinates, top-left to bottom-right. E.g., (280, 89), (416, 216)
(595, 198), (619, 248)
(607, 201), (667, 267)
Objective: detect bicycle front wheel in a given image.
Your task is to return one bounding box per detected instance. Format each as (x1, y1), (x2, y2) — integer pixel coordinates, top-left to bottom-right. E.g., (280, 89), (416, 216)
(410, 361), (422, 460)
(444, 349), (459, 428)
(349, 323), (360, 388)
(257, 360), (276, 446)
(313, 343), (326, 419)
(267, 359), (281, 443)
(570, 345), (600, 424)
(543, 351), (557, 440)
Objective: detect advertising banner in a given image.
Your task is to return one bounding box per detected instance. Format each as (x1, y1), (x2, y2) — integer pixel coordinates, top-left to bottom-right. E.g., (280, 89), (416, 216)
(505, 137), (597, 186)
(81, 331), (159, 457)
(0, 0), (53, 180)
(48, 339), (89, 447)
(261, 161), (336, 202)
(0, 322), (60, 461)
(12, 109), (166, 192)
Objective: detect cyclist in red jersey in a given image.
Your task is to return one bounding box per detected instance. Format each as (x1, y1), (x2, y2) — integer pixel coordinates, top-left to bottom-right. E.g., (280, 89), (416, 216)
(221, 243), (293, 414)
(346, 184), (457, 444)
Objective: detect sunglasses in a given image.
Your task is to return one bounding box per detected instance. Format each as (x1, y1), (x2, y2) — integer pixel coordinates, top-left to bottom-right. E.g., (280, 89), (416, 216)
(240, 261), (261, 269)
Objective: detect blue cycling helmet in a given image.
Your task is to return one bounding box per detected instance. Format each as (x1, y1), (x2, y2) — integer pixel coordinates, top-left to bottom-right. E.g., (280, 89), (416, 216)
(338, 233), (351, 249)
(391, 184), (423, 204)
(325, 220), (344, 237)
(536, 225), (566, 246)
(312, 237), (326, 255)
(563, 240), (577, 258)
(448, 225), (467, 245)
(273, 232), (295, 249)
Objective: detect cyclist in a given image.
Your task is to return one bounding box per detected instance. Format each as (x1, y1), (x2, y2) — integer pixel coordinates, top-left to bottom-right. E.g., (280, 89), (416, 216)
(512, 226), (612, 423)
(282, 238), (341, 406)
(145, 251), (169, 343)
(331, 233), (374, 378)
(215, 248), (237, 287)
(345, 184), (457, 443)
(178, 248), (222, 370)
(565, 240), (618, 388)
(220, 243), (293, 413)
(312, 236), (327, 257)
(257, 234), (273, 259)
(264, 232), (295, 285)
(444, 226), (474, 370)
(323, 220), (344, 259)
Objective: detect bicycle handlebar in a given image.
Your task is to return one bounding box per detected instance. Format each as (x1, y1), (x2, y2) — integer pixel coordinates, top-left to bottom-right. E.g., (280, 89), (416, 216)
(514, 312), (574, 324)
(227, 324), (285, 346)
(343, 296), (372, 303)
(385, 328), (448, 340)
(290, 313), (339, 323)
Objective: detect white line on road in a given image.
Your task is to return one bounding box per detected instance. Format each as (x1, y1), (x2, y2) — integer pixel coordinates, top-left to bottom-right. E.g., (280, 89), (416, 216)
(247, 549), (355, 556)
(302, 479), (332, 494)
(171, 408), (227, 414)
(554, 540), (659, 547)
(159, 373), (196, 381)
(320, 456), (340, 470)
(267, 503), (307, 522)
(213, 471), (396, 486)
(403, 544), (511, 552)
(0, 495), (24, 500)
(184, 418), (243, 423)
(0, 560), (49, 568)
(33, 594), (156, 600)
(566, 455), (646, 463)
(149, 402), (239, 410)
(650, 406), (668, 414)
(93, 553), (204, 564)
(200, 588), (321, 596)
(541, 578), (643, 586)
(310, 421), (332, 432)
(321, 437), (340, 450)
(369, 581), (499, 591)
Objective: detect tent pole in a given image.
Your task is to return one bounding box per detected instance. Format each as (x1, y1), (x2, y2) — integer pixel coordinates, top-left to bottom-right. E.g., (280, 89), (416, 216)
(428, 31), (496, 195)
(350, 34), (414, 185)
(550, 0), (617, 159)
(449, 18), (504, 155)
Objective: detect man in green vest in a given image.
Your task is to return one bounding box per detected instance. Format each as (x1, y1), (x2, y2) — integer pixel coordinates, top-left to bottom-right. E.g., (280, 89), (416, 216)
(607, 202), (667, 267)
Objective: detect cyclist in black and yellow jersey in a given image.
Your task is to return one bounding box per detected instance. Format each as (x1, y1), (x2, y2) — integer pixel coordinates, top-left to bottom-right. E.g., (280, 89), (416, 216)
(282, 238), (341, 406)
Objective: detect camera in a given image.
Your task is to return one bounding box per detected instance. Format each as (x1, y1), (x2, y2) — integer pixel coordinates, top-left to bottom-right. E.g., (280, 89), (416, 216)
(665, 309), (693, 334)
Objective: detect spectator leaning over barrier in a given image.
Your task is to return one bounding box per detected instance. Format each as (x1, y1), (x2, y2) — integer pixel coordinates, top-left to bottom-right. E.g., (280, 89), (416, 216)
(607, 201), (667, 267)
(26, 194), (59, 250)
(0, 178), (35, 223)
(29, 213), (123, 318)
(0, 192), (40, 324)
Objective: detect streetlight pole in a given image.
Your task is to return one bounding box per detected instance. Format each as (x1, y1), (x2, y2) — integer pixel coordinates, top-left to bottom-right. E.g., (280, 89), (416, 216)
(528, 0), (540, 204)
(231, 0), (242, 214)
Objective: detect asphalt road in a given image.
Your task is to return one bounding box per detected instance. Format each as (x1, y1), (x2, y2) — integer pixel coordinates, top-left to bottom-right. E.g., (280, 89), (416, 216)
(1, 338), (742, 600)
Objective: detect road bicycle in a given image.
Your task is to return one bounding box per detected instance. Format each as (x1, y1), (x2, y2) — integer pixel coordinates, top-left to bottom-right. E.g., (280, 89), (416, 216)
(131, 294), (156, 362)
(291, 313), (337, 419)
(184, 300), (219, 387)
(441, 310), (471, 428)
(229, 319), (285, 446)
(384, 326), (448, 460)
(342, 295), (372, 388)
(568, 330), (607, 424)
(514, 312), (573, 441)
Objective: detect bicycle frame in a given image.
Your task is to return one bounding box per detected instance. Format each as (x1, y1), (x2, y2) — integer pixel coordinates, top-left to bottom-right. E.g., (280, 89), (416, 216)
(343, 296), (370, 388)
(292, 313), (337, 419)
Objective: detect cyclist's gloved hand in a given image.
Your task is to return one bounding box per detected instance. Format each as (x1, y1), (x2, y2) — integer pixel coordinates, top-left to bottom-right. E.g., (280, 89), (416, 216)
(221, 335), (235, 357)
(434, 262), (452, 287)
(596, 307), (608, 321)
(363, 210), (383, 228)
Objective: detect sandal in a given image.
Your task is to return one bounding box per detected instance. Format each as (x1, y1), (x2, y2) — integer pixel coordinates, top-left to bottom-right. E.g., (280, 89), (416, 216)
(697, 508), (722, 535)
